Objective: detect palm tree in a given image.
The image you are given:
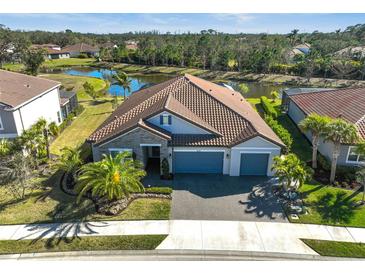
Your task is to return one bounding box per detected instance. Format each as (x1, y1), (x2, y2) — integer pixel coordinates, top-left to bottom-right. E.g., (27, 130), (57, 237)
(113, 71), (131, 103)
(56, 146), (83, 186)
(0, 138), (10, 156)
(272, 153), (313, 191)
(299, 114), (332, 169)
(76, 152), (146, 203)
(325, 119), (359, 183)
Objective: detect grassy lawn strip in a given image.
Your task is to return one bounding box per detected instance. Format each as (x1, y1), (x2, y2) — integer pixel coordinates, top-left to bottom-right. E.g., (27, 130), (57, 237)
(290, 181), (365, 227)
(49, 100), (113, 155)
(302, 239), (365, 258)
(0, 235), (167, 255)
(3, 58), (96, 73)
(40, 73), (107, 100)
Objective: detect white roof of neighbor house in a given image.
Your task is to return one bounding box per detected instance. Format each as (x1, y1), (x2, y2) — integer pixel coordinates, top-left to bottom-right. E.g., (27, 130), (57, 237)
(0, 70), (60, 108)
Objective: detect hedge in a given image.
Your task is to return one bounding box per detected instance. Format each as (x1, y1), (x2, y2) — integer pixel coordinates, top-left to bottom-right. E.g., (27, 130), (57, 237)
(264, 115), (292, 153)
(145, 187), (173, 195)
(260, 96), (278, 119)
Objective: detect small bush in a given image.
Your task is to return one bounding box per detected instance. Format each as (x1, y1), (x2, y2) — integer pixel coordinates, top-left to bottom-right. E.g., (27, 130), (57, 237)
(317, 153), (331, 171)
(78, 53), (88, 59)
(265, 115), (292, 153)
(261, 96), (278, 119)
(145, 187), (172, 195)
(73, 105), (85, 116)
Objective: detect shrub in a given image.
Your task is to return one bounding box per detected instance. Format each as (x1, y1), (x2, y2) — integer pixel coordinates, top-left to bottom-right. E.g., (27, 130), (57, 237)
(78, 53), (88, 59)
(265, 115), (292, 153)
(73, 105), (85, 116)
(261, 96), (278, 119)
(317, 153), (331, 171)
(145, 187), (172, 195)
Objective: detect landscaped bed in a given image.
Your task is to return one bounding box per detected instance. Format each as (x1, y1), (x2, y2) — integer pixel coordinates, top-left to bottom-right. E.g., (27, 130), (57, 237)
(302, 239), (365, 258)
(0, 168), (171, 225)
(0, 235), (167, 255)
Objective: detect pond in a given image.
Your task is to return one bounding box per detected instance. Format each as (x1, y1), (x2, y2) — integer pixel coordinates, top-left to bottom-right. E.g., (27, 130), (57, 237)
(64, 67), (288, 98)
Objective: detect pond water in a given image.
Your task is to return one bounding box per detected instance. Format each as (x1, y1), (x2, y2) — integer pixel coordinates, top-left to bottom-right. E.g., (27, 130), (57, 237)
(64, 67), (288, 98)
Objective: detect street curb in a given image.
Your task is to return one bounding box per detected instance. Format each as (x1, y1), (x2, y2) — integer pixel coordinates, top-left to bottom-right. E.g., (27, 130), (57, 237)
(0, 249), (363, 261)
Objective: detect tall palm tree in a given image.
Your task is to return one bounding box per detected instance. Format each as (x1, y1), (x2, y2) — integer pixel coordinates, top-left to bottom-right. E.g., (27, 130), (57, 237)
(76, 152), (146, 203)
(113, 71), (132, 103)
(56, 146), (83, 186)
(325, 119), (359, 183)
(299, 113), (331, 169)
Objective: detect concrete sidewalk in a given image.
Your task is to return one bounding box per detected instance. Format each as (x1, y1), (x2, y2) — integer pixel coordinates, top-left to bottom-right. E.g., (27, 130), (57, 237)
(0, 220), (364, 255)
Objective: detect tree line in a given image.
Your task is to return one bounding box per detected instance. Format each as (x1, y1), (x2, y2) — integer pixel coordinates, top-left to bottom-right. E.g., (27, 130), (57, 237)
(2, 24), (365, 79)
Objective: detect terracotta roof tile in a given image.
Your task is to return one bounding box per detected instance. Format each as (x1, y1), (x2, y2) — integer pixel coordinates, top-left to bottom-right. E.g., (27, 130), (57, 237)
(89, 74), (284, 147)
(289, 88), (365, 139)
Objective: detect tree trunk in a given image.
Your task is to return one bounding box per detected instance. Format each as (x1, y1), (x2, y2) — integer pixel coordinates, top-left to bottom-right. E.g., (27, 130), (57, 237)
(330, 143), (340, 184)
(312, 135), (319, 169)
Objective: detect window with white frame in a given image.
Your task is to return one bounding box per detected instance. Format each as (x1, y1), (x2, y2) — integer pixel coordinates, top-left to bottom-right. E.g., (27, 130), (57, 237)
(347, 146), (365, 163)
(108, 148), (133, 160)
(160, 114), (171, 125)
(0, 115), (3, 130)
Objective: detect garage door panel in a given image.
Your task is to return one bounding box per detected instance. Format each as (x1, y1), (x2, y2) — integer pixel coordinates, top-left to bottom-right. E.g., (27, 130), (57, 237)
(240, 153), (269, 176)
(174, 152), (223, 174)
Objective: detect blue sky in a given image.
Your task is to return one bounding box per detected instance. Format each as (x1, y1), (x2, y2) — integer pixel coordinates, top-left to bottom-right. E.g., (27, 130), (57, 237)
(0, 13), (365, 34)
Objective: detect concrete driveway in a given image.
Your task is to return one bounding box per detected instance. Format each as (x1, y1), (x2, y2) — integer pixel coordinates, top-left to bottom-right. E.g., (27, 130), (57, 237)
(145, 174), (287, 222)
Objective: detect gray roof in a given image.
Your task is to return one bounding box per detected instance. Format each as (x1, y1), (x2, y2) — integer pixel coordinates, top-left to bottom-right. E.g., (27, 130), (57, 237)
(0, 70), (60, 108)
(283, 87), (334, 97)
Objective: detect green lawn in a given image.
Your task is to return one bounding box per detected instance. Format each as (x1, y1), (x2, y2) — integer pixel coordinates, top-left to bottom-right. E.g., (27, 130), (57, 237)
(40, 73), (107, 100)
(0, 235), (167, 255)
(2, 58), (96, 73)
(302, 239), (365, 258)
(49, 100), (114, 155)
(289, 181), (365, 227)
(0, 169), (171, 225)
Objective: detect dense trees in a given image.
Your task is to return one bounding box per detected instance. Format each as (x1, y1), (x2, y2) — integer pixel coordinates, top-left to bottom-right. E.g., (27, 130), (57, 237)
(3, 24), (365, 79)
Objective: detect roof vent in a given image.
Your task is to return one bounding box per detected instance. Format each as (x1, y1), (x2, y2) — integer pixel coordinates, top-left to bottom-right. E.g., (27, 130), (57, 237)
(114, 116), (118, 119)
(231, 93), (234, 96)
(240, 99), (243, 101)
(209, 89), (212, 92)
(25, 84), (30, 88)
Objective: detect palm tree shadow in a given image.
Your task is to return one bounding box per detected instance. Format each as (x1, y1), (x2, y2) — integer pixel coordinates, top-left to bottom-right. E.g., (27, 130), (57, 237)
(313, 192), (357, 224)
(238, 183), (287, 221)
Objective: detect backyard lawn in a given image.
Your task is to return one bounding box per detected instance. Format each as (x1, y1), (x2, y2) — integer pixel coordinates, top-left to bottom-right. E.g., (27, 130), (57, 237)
(302, 239), (365, 258)
(0, 235), (167, 255)
(289, 181), (365, 227)
(2, 58), (96, 73)
(0, 169), (171, 225)
(40, 73), (108, 100)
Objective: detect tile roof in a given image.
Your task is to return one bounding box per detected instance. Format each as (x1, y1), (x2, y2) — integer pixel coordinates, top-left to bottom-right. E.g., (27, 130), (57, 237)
(289, 88), (365, 139)
(62, 43), (99, 53)
(89, 74), (284, 147)
(0, 70), (60, 108)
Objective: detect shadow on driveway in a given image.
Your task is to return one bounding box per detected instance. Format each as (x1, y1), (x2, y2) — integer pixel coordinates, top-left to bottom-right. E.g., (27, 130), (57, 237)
(145, 174), (287, 222)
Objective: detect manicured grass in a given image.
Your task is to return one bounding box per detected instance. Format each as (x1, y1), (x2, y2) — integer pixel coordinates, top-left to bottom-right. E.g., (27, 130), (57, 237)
(277, 114), (312, 162)
(0, 235), (167, 255)
(289, 181), (365, 227)
(49, 100), (114, 155)
(42, 58), (96, 69)
(0, 168), (171, 225)
(40, 73), (107, 100)
(302, 239), (365, 258)
(2, 58), (96, 73)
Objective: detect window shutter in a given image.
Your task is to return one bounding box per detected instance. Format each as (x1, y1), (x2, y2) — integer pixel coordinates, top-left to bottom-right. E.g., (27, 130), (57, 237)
(168, 115), (172, 125)
(160, 115), (163, 125)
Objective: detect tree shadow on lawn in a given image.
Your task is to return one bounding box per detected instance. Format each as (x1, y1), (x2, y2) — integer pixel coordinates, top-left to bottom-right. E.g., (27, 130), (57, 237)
(312, 191), (358, 224)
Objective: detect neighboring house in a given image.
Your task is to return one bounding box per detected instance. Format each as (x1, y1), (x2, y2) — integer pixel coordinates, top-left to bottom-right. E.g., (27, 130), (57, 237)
(286, 88), (365, 166)
(286, 43), (311, 62)
(0, 70), (62, 139)
(62, 43), (100, 57)
(59, 90), (79, 119)
(88, 74), (284, 176)
(124, 40), (138, 51)
(334, 46), (365, 59)
(281, 87), (334, 111)
(46, 49), (70, 60)
(31, 44), (62, 51)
